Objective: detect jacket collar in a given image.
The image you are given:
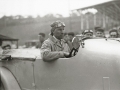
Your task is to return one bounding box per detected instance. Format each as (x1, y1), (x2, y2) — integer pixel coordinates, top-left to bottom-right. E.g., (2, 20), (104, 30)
(49, 34), (63, 48)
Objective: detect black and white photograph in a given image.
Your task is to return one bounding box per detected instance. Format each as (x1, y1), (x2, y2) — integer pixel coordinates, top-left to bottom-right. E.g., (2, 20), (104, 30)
(0, 0), (120, 90)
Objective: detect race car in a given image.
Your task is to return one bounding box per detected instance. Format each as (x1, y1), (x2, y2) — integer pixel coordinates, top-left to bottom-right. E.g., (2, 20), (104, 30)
(0, 38), (120, 90)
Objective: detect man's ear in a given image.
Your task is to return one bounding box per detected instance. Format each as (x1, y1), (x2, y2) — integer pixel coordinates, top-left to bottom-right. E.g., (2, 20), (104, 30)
(52, 29), (56, 35)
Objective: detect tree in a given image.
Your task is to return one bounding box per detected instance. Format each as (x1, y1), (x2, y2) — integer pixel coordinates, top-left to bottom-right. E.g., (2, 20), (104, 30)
(27, 15), (34, 19)
(43, 14), (55, 18)
(55, 14), (63, 18)
(36, 15), (41, 19)
(1, 15), (7, 20)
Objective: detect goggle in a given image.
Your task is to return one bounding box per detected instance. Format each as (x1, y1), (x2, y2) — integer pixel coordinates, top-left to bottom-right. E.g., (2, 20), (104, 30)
(110, 34), (117, 37)
(56, 22), (65, 27)
(84, 30), (93, 33)
(96, 32), (103, 35)
(85, 33), (93, 36)
(51, 21), (65, 28)
(83, 30), (93, 35)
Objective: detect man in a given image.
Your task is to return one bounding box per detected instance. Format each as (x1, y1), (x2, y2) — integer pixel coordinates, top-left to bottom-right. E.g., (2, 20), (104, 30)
(63, 32), (68, 41)
(95, 28), (105, 38)
(82, 30), (93, 38)
(2, 44), (11, 50)
(94, 27), (101, 31)
(68, 32), (80, 56)
(41, 21), (72, 61)
(109, 29), (119, 38)
(67, 32), (74, 42)
(38, 33), (45, 48)
(68, 32), (80, 49)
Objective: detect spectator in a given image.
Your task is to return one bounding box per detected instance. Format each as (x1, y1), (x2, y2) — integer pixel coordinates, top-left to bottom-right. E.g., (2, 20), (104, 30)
(63, 32), (74, 51)
(63, 32), (68, 36)
(109, 29), (119, 38)
(2, 44), (11, 50)
(68, 32), (80, 56)
(68, 32), (74, 42)
(63, 32), (69, 41)
(38, 33), (45, 48)
(41, 20), (72, 61)
(82, 30), (93, 38)
(94, 27), (101, 31)
(95, 28), (105, 38)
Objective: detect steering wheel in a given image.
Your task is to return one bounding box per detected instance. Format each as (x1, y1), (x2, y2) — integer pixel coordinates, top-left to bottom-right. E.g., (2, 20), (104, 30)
(65, 47), (79, 58)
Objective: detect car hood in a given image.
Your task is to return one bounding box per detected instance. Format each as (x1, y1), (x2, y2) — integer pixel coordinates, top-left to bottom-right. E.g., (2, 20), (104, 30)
(4, 49), (41, 59)
(81, 38), (120, 56)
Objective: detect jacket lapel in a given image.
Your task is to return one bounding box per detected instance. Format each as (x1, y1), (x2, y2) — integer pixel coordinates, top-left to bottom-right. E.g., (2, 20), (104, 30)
(49, 35), (63, 49)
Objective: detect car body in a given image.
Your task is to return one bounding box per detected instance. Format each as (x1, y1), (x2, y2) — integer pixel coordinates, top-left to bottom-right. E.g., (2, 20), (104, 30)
(0, 38), (120, 90)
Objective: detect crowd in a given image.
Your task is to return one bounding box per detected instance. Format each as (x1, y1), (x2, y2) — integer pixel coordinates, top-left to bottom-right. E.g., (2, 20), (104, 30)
(82, 27), (119, 38)
(40, 20), (120, 61)
(0, 20), (120, 60)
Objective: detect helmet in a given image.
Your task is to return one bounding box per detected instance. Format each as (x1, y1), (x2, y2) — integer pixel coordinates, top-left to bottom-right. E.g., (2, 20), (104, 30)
(82, 30), (93, 35)
(51, 20), (65, 28)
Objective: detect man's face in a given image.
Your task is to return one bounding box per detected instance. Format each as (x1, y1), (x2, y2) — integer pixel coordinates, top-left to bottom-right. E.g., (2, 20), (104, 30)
(6, 46), (10, 50)
(39, 35), (45, 42)
(4, 46), (11, 50)
(84, 33), (93, 38)
(68, 35), (74, 41)
(95, 31), (104, 37)
(53, 27), (64, 40)
(110, 32), (117, 38)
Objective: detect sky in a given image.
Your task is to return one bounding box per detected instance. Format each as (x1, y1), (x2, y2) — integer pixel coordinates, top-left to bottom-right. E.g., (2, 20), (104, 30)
(0, 0), (112, 17)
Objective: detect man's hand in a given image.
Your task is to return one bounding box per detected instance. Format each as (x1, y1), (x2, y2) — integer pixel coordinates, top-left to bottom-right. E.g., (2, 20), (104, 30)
(64, 52), (70, 58)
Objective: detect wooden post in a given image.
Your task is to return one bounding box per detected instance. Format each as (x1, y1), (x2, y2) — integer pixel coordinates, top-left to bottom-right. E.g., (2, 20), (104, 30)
(94, 14), (96, 27)
(80, 10), (83, 30)
(86, 14), (89, 29)
(102, 8), (106, 28)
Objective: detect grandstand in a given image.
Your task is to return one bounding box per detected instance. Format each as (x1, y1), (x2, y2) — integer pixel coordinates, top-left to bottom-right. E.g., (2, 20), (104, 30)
(72, 0), (120, 31)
